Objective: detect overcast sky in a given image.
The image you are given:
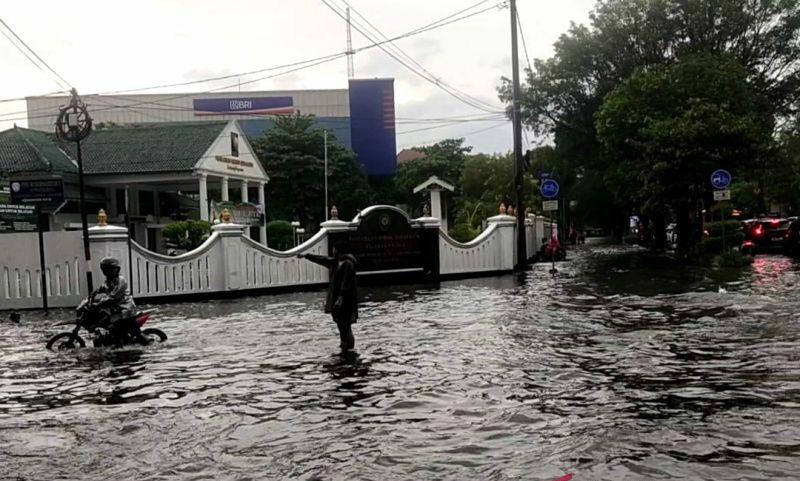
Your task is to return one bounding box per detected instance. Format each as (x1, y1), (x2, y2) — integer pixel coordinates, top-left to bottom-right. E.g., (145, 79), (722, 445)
(0, 0), (596, 153)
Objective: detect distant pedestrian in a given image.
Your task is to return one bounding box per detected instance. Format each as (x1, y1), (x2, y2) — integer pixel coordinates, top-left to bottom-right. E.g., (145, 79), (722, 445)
(9, 311), (20, 323)
(298, 241), (358, 351)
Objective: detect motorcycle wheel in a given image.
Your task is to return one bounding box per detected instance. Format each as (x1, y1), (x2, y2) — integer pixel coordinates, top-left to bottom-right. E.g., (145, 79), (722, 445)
(46, 332), (86, 351)
(141, 328), (167, 343)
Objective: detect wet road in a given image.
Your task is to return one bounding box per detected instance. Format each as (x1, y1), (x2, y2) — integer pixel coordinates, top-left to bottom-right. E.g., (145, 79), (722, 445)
(2, 243), (800, 480)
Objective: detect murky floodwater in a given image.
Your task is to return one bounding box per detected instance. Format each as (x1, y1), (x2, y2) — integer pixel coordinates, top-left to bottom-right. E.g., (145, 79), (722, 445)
(2, 243), (800, 480)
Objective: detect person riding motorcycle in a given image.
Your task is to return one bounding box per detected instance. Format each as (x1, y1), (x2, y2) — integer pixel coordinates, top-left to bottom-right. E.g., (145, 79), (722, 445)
(91, 257), (148, 345)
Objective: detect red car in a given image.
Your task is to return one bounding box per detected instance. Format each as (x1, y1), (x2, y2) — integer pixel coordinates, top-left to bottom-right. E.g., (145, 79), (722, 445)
(741, 217), (792, 254)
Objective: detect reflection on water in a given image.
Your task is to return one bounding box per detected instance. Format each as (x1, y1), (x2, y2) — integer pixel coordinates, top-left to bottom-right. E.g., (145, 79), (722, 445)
(2, 245), (800, 480)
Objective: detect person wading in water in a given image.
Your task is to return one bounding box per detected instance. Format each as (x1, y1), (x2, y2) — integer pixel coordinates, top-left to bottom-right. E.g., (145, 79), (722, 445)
(298, 241), (358, 351)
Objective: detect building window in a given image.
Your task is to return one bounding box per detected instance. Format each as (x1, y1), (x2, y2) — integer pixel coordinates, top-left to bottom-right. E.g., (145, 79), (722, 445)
(231, 132), (239, 157)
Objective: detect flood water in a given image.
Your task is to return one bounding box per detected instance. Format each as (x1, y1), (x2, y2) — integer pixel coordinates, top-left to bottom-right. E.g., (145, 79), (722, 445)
(2, 242), (800, 480)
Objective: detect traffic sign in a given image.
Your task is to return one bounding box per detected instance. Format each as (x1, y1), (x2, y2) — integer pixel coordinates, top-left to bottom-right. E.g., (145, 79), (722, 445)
(711, 169), (732, 190)
(543, 200), (558, 211)
(713, 189), (731, 201)
(540, 179), (560, 199)
(9, 178), (64, 204)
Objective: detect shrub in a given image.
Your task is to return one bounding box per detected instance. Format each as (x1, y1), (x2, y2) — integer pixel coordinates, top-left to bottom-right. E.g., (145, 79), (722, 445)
(162, 220), (211, 250)
(267, 220), (295, 250)
(704, 220), (743, 238)
(715, 250), (754, 268)
(450, 223), (480, 243)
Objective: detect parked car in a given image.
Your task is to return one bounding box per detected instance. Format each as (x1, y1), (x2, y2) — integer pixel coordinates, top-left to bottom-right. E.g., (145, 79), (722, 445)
(741, 217), (793, 254)
(783, 217), (800, 255)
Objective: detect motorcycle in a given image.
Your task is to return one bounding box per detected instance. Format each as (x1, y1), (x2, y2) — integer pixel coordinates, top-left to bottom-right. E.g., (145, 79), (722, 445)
(45, 293), (168, 351)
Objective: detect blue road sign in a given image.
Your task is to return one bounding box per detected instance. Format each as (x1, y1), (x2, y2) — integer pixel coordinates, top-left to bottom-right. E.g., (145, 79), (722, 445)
(540, 179), (560, 199)
(710, 169), (732, 190)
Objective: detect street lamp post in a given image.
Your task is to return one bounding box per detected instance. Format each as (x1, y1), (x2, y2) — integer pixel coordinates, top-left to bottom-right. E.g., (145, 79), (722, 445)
(55, 89), (94, 292)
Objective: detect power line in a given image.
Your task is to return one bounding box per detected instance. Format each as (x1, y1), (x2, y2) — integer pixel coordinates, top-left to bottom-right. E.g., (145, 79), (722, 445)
(397, 118), (507, 135)
(87, 1), (505, 98)
(321, 0), (505, 114)
(2, 2), (506, 123)
(515, 8), (533, 73)
(341, 0), (502, 112)
(0, 18), (72, 90)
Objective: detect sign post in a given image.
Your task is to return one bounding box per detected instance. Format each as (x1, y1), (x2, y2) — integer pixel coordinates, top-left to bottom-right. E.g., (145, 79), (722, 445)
(540, 178), (560, 274)
(711, 169), (733, 253)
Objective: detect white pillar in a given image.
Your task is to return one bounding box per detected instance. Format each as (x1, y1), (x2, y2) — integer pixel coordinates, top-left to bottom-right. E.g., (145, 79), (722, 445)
(240, 180), (249, 203)
(221, 176), (229, 202)
(240, 180), (249, 237)
(258, 182), (267, 245)
(199, 174), (209, 221)
(429, 189), (446, 231)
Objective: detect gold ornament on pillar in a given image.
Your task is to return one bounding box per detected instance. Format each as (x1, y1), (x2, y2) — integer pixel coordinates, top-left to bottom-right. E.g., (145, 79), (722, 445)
(499, 203), (507, 215)
(221, 208), (232, 223)
(97, 209), (108, 226)
(423, 203), (431, 217)
(330, 205), (339, 220)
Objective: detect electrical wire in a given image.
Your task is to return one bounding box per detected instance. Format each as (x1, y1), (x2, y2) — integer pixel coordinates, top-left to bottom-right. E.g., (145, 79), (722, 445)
(515, 8), (533, 73)
(321, 0), (505, 114)
(0, 17), (72, 90)
(341, 0), (502, 112)
(3, 1), (506, 122)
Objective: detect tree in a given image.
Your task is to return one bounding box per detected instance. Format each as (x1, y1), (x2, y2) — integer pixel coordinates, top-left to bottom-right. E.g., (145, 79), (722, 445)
(457, 152), (537, 222)
(595, 54), (773, 252)
(251, 114), (374, 228)
(394, 138), (472, 216)
(499, 0), (800, 235)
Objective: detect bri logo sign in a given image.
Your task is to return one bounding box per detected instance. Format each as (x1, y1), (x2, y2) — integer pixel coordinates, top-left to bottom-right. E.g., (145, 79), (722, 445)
(193, 97), (294, 116)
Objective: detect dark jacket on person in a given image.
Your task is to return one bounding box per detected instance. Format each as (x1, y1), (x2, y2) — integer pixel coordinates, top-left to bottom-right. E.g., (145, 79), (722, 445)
(93, 276), (136, 319)
(305, 253), (358, 322)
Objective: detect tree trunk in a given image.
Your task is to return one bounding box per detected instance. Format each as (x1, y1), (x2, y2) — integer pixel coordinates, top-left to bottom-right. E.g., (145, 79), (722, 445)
(675, 202), (692, 256)
(653, 212), (667, 250)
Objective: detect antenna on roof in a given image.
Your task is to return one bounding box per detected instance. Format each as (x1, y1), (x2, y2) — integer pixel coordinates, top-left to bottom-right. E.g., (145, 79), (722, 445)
(346, 7), (355, 78)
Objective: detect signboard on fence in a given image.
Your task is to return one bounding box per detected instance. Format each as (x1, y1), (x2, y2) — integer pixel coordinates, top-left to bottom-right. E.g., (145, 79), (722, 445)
(210, 201), (263, 226)
(0, 203), (37, 232)
(348, 207), (424, 272)
(9, 178), (64, 204)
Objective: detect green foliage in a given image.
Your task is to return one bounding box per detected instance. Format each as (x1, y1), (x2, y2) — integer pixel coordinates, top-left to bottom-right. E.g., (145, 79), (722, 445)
(449, 223), (480, 243)
(395, 138), (471, 215)
(162, 220), (211, 250)
(595, 53), (772, 251)
(500, 0), (800, 241)
(697, 221), (745, 255)
(704, 220), (744, 238)
(457, 152), (537, 220)
(266, 220), (294, 251)
(715, 250), (754, 268)
(251, 114), (374, 228)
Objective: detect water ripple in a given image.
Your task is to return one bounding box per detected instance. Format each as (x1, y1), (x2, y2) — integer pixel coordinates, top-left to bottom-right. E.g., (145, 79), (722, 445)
(2, 245), (799, 480)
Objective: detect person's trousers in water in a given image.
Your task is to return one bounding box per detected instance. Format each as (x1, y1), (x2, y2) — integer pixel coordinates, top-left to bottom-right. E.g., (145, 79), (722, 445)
(333, 314), (355, 350)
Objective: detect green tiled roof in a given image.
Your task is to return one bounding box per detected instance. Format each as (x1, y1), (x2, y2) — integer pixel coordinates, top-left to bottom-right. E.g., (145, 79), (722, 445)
(56, 121), (228, 175)
(0, 126), (77, 175)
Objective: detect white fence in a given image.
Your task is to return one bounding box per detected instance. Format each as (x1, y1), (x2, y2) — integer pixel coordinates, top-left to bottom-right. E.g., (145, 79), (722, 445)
(0, 231), (85, 310)
(1, 211), (557, 310)
(440, 216), (515, 275)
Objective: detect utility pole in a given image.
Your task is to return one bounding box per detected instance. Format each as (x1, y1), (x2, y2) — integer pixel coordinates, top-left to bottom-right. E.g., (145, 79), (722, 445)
(510, 0), (526, 269)
(346, 7), (355, 78)
(324, 130), (329, 220)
